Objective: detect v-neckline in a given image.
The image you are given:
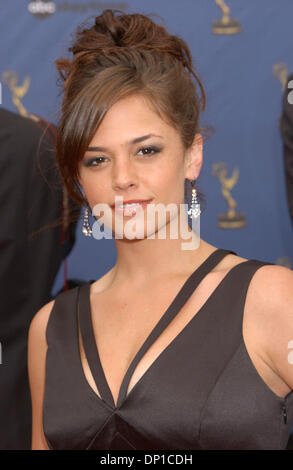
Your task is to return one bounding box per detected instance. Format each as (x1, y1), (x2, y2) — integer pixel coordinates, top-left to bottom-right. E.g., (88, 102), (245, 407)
(78, 248), (239, 410)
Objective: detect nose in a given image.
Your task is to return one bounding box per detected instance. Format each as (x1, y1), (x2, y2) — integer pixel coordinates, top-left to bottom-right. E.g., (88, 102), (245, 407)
(112, 158), (138, 192)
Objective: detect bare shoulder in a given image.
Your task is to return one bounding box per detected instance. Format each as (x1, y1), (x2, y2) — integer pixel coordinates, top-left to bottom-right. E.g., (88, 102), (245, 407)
(28, 299), (56, 389)
(244, 262), (293, 391)
(28, 299), (56, 348)
(244, 262), (293, 311)
(28, 299), (56, 450)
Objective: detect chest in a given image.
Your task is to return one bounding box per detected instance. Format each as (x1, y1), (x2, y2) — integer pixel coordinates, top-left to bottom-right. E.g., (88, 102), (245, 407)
(78, 270), (271, 407)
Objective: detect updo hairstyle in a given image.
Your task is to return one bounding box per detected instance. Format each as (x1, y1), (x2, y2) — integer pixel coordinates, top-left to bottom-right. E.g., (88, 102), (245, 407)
(55, 9), (209, 210)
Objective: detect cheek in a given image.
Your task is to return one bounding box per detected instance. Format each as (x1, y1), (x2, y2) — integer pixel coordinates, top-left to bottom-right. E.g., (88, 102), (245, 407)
(160, 164), (185, 195)
(79, 173), (108, 203)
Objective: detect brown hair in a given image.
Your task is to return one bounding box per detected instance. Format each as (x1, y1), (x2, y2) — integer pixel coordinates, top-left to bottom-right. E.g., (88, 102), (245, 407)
(55, 9), (211, 210)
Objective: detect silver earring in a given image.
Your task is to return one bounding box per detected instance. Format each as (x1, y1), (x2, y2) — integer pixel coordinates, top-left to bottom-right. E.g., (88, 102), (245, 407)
(187, 179), (201, 219)
(82, 206), (93, 237)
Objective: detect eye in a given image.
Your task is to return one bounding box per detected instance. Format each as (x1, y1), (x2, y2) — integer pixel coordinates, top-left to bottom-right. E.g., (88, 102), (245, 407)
(84, 156), (108, 167)
(83, 145), (161, 168)
(137, 145), (161, 157)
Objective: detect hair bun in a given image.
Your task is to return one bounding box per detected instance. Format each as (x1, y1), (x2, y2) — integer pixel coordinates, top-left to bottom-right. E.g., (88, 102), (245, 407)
(94, 9), (125, 46)
(69, 9), (190, 70)
(94, 9), (192, 71)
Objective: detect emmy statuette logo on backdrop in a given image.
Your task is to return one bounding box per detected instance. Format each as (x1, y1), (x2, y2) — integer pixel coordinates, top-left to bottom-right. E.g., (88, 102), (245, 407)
(1, 70), (40, 122)
(212, 163), (246, 229)
(212, 0), (241, 35)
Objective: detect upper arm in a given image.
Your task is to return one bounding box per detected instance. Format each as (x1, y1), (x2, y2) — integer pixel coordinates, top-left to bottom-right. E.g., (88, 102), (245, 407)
(257, 265), (293, 391)
(27, 299), (55, 450)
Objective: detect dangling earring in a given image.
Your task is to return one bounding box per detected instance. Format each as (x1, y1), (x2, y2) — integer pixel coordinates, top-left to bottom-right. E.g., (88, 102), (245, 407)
(82, 206), (93, 237)
(187, 179), (201, 219)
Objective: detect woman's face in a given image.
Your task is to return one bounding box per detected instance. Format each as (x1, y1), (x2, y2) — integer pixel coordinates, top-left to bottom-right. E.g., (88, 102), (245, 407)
(78, 93), (202, 240)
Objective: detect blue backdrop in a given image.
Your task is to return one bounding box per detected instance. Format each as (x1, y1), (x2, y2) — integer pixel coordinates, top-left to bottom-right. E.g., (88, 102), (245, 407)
(1, 0), (292, 293)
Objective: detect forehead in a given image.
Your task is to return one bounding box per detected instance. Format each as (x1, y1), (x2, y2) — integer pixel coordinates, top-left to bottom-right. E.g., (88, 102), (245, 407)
(90, 94), (177, 145)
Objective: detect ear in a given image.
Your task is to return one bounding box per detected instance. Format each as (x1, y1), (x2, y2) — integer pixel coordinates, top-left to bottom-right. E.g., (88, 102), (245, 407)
(184, 133), (203, 181)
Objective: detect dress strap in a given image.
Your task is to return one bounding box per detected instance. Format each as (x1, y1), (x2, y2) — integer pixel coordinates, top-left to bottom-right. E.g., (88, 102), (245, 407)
(78, 248), (237, 409)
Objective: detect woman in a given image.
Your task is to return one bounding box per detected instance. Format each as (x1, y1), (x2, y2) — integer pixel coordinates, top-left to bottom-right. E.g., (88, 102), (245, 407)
(28, 9), (293, 450)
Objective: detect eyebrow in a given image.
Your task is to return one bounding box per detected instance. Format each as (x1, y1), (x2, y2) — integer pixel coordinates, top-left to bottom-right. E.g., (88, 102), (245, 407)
(86, 134), (163, 152)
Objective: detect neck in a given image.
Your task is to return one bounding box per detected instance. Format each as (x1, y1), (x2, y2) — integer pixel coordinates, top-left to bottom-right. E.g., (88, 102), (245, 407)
(109, 215), (215, 288)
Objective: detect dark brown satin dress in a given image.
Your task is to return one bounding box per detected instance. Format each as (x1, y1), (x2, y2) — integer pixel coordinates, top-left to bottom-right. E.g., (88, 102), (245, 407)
(43, 248), (293, 449)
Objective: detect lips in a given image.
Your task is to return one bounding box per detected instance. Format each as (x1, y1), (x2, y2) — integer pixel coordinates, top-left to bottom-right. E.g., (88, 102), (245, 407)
(111, 199), (153, 216)
(110, 199), (152, 208)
